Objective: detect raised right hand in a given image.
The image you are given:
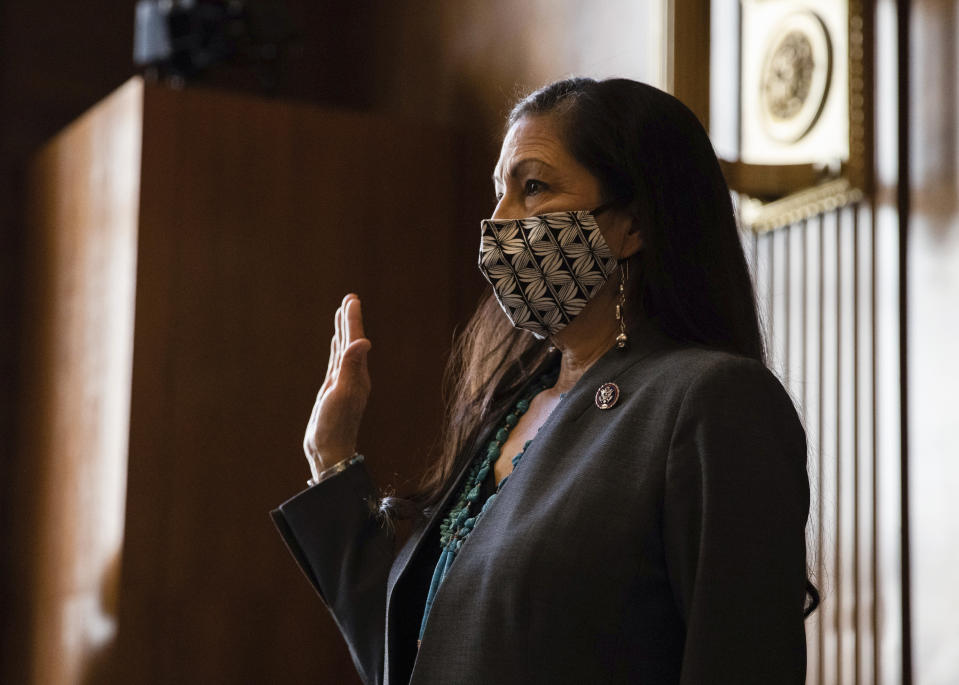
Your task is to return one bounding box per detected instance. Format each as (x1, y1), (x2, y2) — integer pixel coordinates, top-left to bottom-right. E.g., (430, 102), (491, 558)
(303, 293), (372, 478)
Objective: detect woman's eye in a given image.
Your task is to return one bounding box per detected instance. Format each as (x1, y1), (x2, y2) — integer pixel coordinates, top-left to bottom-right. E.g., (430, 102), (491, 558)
(524, 179), (547, 196)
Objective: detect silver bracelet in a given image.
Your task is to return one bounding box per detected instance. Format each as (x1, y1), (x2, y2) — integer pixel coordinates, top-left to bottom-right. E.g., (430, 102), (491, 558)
(307, 453), (364, 487)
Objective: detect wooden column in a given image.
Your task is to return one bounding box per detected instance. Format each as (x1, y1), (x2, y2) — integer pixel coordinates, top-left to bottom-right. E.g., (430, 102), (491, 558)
(668, 0), (711, 130)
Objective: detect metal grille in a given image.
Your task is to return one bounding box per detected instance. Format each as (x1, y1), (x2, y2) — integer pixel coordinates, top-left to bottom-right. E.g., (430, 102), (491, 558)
(742, 199), (903, 685)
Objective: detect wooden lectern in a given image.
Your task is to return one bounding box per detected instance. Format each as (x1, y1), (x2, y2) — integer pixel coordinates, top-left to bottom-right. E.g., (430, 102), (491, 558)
(14, 77), (478, 684)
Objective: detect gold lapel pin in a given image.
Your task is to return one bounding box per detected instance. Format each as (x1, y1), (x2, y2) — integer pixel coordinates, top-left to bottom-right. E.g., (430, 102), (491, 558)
(595, 382), (620, 410)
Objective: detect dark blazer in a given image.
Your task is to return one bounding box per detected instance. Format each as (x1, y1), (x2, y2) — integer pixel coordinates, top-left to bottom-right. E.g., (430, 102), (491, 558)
(271, 327), (810, 685)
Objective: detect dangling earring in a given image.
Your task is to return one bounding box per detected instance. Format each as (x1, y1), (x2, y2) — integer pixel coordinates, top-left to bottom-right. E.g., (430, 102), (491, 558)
(615, 260), (629, 349)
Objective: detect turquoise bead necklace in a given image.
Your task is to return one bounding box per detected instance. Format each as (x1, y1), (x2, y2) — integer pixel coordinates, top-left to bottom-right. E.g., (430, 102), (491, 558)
(417, 368), (559, 647)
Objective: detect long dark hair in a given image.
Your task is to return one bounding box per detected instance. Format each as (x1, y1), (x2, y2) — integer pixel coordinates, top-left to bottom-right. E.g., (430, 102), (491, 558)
(382, 77), (819, 616)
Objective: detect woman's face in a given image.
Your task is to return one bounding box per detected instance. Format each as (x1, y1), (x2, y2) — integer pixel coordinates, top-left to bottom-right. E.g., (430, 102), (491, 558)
(491, 114), (604, 221)
(491, 113), (641, 261)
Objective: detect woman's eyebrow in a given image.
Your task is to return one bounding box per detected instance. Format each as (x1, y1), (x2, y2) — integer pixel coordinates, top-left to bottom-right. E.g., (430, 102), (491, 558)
(492, 157), (553, 184)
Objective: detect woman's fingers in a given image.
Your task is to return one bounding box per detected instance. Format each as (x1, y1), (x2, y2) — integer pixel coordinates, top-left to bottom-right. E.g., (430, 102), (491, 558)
(333, 301), (345, 380)
(325, 295), (369, 395)
(338, 297), (371, 389)
(345, 296), (365, 344)
(319, 331), (337, 396)
(335, 294), (358, 379)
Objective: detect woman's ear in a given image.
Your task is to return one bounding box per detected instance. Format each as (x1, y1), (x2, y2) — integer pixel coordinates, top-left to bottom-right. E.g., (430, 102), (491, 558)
(622, 214), (644, 258)
(611, 211), (643, 260)
(603, 198), (646, 259)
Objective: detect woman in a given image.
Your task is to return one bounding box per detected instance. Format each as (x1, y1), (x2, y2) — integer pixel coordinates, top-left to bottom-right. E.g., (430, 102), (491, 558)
(271, 77), (818, 685)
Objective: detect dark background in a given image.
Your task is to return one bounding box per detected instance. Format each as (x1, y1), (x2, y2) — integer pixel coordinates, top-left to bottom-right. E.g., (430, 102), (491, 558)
(1, 2), (674, 682)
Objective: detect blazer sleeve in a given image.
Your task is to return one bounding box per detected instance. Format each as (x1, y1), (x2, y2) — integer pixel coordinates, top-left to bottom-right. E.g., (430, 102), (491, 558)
(663, 356), (810, 685)
(270, 461), (394, 685)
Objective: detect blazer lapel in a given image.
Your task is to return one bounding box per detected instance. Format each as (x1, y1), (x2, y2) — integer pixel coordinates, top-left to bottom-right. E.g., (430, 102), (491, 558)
(383, 421), (494, 683)
(386, 453), (473, 596)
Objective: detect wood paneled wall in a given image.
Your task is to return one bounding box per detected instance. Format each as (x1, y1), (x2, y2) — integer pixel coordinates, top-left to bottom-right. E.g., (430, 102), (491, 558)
(122, 80), (468, 685)
(737, 2), (916, 683)
(13, 78), (476, 685)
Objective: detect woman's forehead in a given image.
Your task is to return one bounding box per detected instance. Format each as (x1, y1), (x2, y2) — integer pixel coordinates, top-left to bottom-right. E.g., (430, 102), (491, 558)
(494, 114), (573, 182)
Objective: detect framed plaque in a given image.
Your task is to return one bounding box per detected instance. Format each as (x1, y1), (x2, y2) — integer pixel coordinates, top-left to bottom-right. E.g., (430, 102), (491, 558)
(721, 0), (873, 231)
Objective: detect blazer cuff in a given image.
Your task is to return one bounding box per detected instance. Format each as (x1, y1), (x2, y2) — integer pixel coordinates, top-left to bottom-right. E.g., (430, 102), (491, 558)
(269, 461), (381, 603)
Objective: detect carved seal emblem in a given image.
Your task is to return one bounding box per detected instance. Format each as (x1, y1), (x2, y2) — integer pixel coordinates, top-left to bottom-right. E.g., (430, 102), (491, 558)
(759, 10), (833, 143)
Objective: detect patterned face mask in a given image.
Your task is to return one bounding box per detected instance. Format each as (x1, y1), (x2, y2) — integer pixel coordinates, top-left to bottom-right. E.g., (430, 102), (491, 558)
(478, 202), (620, 339)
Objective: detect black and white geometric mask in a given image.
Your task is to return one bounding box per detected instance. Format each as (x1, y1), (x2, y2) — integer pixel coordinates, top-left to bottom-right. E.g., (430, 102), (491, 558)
(478, 206), (620, 339)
